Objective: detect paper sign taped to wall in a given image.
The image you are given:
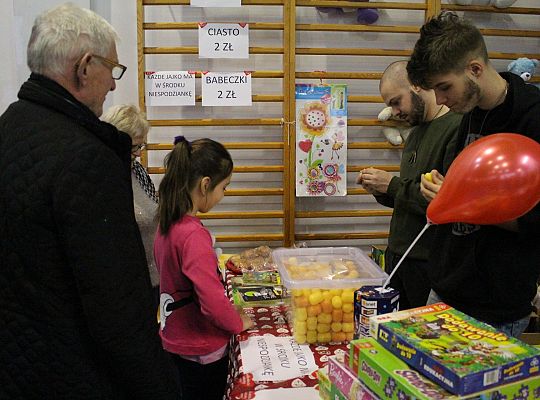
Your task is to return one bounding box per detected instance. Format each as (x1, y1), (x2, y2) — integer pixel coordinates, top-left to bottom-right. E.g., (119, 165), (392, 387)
(239, 335), (317, 382)
(145, 71), (196, 106)
(201, 71), (252, 106)
(199, 23), (249, 59)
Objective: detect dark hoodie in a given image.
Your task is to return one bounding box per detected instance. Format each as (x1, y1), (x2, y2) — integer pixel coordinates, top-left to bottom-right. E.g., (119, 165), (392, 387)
(428, 72), (540, 325)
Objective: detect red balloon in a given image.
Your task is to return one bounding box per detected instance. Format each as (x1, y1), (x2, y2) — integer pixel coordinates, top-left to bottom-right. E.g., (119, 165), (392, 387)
(427, 133), (540, 225)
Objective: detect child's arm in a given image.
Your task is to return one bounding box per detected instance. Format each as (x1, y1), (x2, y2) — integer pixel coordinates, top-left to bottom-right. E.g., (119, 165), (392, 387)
(181, 228), (246, 334)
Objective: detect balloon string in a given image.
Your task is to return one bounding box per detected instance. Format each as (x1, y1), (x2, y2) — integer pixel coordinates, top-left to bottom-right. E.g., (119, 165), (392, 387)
(382, 223), (432, 290)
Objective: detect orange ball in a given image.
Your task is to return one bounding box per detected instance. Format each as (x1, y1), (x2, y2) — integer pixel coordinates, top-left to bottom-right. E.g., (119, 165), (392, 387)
(342, 312), (354, 323)
(321, 299), (333, 314)
(294, 296), (309, 308)
(331, 332), (346, 342)
(332, 309), (343, 322)
(307, 304), (322, 317)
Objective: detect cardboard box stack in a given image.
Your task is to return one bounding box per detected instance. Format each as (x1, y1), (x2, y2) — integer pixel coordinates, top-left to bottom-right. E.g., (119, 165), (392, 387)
(318, 302), (540, 399)
(348, 337), (540, 399)
(368, 303), (540, 396)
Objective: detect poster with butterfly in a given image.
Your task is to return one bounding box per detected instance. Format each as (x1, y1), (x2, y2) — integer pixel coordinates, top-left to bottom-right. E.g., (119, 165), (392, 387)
(295, 84), (347, 197)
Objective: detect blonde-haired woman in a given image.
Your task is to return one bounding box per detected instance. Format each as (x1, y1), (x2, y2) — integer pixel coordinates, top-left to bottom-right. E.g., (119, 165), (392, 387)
(102, 104), (159, 306)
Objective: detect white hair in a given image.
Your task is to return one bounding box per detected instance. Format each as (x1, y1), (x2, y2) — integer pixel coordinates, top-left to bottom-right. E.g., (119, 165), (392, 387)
(27, 2), (119, 78)
(102, 104), (150, 140)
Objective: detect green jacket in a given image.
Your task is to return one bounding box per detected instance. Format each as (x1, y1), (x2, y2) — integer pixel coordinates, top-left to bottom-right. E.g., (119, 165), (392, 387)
(375, 111), (462, 260)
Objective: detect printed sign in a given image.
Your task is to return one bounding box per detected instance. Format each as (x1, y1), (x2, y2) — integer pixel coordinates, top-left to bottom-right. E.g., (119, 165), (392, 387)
(295, 84), (348, 197)
(201, 71), (252, 106)
(239, 335), (317, 382)
(191, 0), (241, 7)
(199, 23), (249, 59)
(145, 71), (196, 106)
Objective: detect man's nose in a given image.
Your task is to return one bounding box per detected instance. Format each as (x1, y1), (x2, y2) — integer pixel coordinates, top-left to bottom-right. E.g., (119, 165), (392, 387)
(435, 91), (446, 106)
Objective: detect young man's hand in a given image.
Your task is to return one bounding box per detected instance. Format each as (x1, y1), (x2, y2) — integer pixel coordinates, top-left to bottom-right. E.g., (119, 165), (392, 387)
(420, 169), (444, 202)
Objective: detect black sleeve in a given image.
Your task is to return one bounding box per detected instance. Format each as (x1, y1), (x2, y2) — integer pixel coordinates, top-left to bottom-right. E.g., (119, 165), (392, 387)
(53, 145), (180, 399)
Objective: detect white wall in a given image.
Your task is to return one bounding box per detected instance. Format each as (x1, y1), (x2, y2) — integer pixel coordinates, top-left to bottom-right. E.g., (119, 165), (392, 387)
(0, 0), (137, 113)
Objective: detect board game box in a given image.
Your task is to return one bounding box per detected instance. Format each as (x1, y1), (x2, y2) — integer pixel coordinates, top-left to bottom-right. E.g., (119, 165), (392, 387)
(349, 337), (540, 400)
(327, 355), (378, 400)
(369, 303), (540, 395)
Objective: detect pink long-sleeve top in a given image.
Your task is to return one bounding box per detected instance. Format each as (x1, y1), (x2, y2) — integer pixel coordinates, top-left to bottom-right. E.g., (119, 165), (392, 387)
(154, 215), (243, 356)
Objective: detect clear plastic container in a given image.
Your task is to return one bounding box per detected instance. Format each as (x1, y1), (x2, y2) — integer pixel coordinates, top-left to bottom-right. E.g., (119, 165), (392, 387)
(273, 247), (388, 344)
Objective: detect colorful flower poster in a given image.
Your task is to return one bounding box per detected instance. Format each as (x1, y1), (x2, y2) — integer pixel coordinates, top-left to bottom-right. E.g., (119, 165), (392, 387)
(295, 84), (347, 197)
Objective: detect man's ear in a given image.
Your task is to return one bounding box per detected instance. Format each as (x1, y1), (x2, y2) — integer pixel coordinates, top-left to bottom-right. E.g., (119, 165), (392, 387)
(468, 60), (485, 79)
(200, 176), (211, 195)
(75, 53), (92, 87)
(410, 85), (422, 94)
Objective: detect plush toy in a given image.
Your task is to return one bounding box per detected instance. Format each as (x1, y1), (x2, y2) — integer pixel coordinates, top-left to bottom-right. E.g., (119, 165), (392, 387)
(317, 0), (379, 25)
(378, 107), (412, 146)
(507, 57), (539, 82)
(448, 0), (517, 7)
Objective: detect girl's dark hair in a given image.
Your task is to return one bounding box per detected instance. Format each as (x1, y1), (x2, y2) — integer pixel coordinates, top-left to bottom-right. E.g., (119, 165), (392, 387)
(158, 138), (233, 234)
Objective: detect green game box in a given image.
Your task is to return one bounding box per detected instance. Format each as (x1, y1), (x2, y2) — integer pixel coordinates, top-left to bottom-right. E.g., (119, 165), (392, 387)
(349, 337), (540, 400)
(369, 303), (540, 395)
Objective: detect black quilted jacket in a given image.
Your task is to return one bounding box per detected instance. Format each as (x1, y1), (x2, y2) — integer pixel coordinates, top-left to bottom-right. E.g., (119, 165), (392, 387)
(0, 74), (180, 399)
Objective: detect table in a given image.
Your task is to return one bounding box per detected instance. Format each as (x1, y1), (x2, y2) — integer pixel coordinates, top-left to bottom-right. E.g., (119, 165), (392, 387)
(221, 265), (347, 400)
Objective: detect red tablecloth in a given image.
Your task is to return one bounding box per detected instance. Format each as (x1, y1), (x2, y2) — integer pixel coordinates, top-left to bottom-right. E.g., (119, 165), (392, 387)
(224, 271), (348, 399)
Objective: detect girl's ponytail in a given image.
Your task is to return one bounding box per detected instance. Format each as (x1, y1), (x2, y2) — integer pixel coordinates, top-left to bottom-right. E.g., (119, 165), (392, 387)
(158, 139), (192, 234)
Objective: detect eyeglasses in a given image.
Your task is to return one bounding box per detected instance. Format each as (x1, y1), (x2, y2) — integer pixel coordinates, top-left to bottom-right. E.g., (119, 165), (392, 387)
(131, 143), (146, 152)
(92, 54), (127, 80)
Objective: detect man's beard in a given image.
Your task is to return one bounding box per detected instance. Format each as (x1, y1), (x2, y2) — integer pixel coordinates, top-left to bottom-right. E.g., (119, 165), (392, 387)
(407, 91), (426, 125)
(452, 77), (481, 114)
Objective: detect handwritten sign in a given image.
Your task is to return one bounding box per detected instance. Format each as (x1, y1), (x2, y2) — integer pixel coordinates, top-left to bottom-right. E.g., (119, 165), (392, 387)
(145, 71), (196, 106)
(239, 335), (317, 382)
(201, 72), (252, 107)
(199, 23), (249, 59)
(191, 0), (241, 7)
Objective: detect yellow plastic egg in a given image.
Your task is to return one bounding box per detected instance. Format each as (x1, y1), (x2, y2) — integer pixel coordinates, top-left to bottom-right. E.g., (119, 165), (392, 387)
(308, 291), (324, 306)
(331, 296), (343, 309)
(294, 333), (307, 344)
(331, 322), (342, 333)
(306, 316), (318, 331)
(294, 320), (307, 335)
(306, 330), (318, 344)
(295, 307), (308, 321)
(341, 289), (354, 304)
(317, 313), (332, 324)
(316, 323), (331, 333)
(342, 303), (353, 313)
(317, 332), (332, 343)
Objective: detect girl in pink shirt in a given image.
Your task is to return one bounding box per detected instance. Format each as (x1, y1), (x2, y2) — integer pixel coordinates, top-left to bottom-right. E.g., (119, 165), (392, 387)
(155, 136), (253, 400)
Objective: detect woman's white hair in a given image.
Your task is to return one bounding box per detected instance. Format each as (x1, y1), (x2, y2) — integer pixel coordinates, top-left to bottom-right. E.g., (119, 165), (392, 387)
(27, 2), (119, 78)
(102, 104), (150, 140)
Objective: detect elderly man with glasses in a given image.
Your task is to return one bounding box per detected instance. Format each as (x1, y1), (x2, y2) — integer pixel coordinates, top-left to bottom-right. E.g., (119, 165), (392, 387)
(0, 3), (180, 399)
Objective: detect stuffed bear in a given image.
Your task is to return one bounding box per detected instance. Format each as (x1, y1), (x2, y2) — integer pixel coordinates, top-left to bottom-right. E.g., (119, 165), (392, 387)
(378, 106), (412, 146)
(507, 57), (539, 82)
(448, 0), (517, 8)
(317, 0), (379, 25)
